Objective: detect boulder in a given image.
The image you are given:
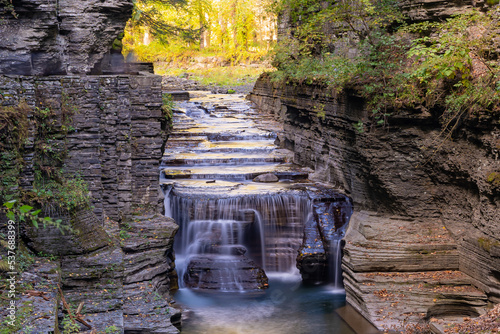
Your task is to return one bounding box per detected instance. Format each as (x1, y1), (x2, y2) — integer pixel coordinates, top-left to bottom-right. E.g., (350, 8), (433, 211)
(253, 173), (279, 183)
(184, 255), (268, 290)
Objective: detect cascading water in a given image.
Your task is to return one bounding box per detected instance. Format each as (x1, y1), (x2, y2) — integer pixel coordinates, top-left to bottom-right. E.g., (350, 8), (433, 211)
(168, 193), (311, 276)
(163, 184), (173, 218)
(161, 92), (357, 333)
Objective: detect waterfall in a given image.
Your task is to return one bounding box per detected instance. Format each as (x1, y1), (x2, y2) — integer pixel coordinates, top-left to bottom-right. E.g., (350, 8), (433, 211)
(161, 93), (352, 292)
(170, 192), (311, 278)
(327, 200), (352, 288)
(329, 239), (343, 289)
(164, 185), (173, 218)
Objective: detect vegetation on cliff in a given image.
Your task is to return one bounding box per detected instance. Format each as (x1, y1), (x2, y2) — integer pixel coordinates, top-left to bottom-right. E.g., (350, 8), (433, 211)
(0, 100), (89, 235)
(270, 0), (500, 131)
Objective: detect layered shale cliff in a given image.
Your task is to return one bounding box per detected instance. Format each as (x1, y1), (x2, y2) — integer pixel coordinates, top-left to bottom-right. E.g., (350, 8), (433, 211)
(251, 0), (500, 330)
(0, 74), (180, 333)
(0, 1), (181, 332)
(0, 0), (133, 75)
(249, 74), (499, 330)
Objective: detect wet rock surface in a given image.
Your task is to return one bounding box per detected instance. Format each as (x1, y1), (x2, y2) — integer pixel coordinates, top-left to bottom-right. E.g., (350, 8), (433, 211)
(297, 189), (352, 284)
(184, 255), (269, 290)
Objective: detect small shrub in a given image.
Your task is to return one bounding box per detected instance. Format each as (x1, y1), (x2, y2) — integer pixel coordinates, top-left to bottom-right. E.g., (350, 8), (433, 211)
(486, 172), (500, 186)
(61, 315), (80, 334)
(105, 325), (120, 334)
(161, 93), (175, 126)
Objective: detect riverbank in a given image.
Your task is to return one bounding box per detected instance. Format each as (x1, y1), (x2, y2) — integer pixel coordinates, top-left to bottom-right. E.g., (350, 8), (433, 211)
(159, 64), (271, 95)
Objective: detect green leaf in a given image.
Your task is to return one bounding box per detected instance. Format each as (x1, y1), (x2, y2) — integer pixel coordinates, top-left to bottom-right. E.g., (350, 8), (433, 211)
(32, 209), (41, 216)
(32, 220), (39, 228)
(455, 62), (464, 70)
(6, 211), (15, 221)
(19, 205), (33, 214)
(4, 200), (16, 209)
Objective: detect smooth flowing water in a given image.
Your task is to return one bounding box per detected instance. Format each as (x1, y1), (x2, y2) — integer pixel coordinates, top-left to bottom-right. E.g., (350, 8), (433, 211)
(161, 92), (356, 333)
(174, 276), (354, 334)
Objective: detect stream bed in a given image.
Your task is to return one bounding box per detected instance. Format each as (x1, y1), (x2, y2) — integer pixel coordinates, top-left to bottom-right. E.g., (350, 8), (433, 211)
(161, 92), (357, 333)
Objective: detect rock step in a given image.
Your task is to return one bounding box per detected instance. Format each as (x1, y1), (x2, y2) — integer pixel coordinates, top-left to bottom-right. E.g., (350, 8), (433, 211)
(165, 136), (209, 149)
(343, 268), (488, 332)
(179, 140), (277, 153)
(162, 165), (309, 181)
(164, 90), (190, 101)
(165, 140), (278, 155)
(169, 131), (276, 141)
(183, 254), (268, 290)
(162, 156), (288, 167)
(172, 123), (199, 129)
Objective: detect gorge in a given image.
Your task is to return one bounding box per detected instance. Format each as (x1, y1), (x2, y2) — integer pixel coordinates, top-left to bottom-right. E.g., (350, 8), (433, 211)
(0, 0), (499, 333)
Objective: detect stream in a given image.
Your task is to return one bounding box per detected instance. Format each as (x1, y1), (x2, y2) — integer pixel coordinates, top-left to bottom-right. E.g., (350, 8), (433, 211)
(160, 92), (356, 334)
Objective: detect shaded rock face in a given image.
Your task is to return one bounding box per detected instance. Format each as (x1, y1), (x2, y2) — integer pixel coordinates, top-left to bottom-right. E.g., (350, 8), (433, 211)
(59, 214), (180, 333)
(0, 74), (166, 221)
(23, 206), (110, 256)
(342, 211), (488, 330)
(121, 214), (180, 333)
(249, 76), (499, 329)
(297, 190), (352, 285)
(0, 0), (133, 75)
(0, 72), (176, 331)
(399, 0), (483, 21)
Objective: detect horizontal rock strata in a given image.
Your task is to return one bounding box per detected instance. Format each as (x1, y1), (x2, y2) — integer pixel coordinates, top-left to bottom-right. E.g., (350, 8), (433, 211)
(343, 211), (488, 331)
(0, 74), (166, 221)
(58, 214), (180, 333)
(249, 75), (499, 329)
(0, 0), (133, 75)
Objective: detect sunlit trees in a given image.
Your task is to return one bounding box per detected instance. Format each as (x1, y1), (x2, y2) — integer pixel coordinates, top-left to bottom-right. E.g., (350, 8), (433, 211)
(123, 0), (277, 63)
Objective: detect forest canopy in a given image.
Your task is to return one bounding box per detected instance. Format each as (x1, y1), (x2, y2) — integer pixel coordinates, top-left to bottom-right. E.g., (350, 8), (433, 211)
(124, 0), (277, 64)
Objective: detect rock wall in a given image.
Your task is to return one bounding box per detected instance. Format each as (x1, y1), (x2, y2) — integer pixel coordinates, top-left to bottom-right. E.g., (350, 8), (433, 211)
(0, 74), (166, 221)
(0, 2), (180, 331)
(0, 0), (133, 75)
(0, 73), (178, 331)
(58, 214), (180, 333)
(249, 75), (499, 330)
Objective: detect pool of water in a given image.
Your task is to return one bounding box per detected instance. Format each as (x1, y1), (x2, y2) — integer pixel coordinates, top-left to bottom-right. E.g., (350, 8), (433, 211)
(174, 275), (355, 334)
